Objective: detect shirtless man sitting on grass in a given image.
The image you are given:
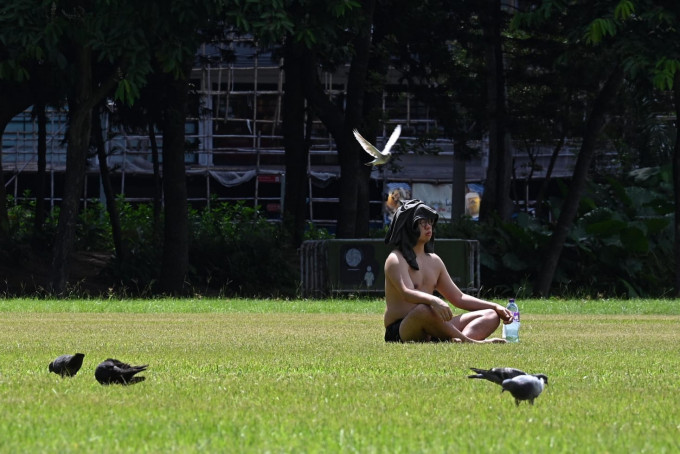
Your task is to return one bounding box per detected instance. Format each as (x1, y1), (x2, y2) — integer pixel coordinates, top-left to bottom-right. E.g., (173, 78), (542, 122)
(383, 199), (512, 343)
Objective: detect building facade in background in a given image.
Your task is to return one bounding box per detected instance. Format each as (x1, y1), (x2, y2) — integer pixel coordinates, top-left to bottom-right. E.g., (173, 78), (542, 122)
(2, 39), (583, 228)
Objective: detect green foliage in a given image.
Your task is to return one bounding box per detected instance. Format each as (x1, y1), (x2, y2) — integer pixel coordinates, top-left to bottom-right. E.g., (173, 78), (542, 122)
(436, 166), (675, 298)
(565, 167), (674, 297)
(103, 199), (299, 297)
(585, 18), (618, 44)
(225, 0), (293, 46)
(303, 221), (334, 240)
(3, 162), (677, 299)
(2, 197), (299, 298)
(102, 199), (163, 293)
(438, 213), (549, 297)
(614, 0), (635, 20)
(653, 58), (680, 91)
(187, 200), (298, 297)
(3, 191), (58, 245)
(76, 201), (114, 251)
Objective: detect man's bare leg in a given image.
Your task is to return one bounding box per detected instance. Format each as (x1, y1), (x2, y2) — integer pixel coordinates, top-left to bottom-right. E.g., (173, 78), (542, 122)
(452, 309), (505, 342)
(399, 305), (503, 343)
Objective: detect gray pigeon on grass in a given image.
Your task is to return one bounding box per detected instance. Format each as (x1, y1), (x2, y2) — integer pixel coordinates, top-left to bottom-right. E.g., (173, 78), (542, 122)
(501, 374), (548, 406)
(49, 353), (85, 377)
(95, 358), (147, 385)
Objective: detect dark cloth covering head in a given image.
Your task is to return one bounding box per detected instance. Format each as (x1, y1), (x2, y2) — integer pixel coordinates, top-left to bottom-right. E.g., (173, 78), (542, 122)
(384, 199), (438, 270)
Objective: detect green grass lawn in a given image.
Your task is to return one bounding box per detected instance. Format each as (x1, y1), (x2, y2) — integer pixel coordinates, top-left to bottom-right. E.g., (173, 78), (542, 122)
(1, 298), (680, 453)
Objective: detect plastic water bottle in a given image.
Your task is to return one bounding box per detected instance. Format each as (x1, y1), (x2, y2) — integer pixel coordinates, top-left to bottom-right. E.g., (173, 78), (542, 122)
(502, 298), (520, 342)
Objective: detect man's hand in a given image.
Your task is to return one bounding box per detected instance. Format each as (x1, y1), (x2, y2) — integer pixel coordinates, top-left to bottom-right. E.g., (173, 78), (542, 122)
(431, 298), (453, 321)
(495, 304), (514, 324)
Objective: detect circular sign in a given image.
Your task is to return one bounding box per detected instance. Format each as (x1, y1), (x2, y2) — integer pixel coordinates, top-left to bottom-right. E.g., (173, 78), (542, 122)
(345, 248), (362, 267)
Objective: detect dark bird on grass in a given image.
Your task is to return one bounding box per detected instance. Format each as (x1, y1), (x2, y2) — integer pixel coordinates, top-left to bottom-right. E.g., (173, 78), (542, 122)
(353, 124), (401, 167)
(49, 353), (85, 377)
(468, 367), (530, 385)
(95, 358), (148, 385)
(468, 367), (549, 386)
(501, 374), (548, 406)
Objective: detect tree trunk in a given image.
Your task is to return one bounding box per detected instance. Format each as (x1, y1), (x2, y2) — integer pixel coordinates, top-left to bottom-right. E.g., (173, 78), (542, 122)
(535, 67), (624, 296)
(479, 0), (512, 222)
(148, 121), (162, 242)
(158, 69), (190, 294)
(282, 39), (309, 248)
(303, 57), (360, 238)
(51, 46), (95, 294)
(0, 132), (7, 240)
(34, 103), (47, 232)
(340, 1), (374, 238)
(357, 8), (390, 236)
(0, 83), (33, 242)
(92, 105), (126, 262)
(301, 1), (376, 238)
(534, 136), (565, 220)
(672, 71), (680, 296)
(452, 147), (467, 219)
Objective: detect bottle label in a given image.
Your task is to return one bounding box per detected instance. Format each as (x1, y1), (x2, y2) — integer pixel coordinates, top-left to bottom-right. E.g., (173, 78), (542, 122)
(513, 311), (520, 322)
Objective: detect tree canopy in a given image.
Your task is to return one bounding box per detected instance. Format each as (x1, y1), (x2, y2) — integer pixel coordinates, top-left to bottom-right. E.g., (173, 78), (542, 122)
(2, 0), (680, 296)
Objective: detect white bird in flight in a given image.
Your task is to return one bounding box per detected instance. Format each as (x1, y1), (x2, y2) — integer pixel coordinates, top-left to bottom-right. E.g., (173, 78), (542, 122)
(353, 124), (402, 167)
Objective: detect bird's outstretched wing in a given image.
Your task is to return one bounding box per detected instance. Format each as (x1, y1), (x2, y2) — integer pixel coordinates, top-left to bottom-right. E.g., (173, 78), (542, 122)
(353, 129), (383, 159)
(382, 124), (402, 155)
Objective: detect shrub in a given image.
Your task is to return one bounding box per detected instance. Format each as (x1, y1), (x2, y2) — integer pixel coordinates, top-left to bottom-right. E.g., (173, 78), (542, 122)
(188, 200), (297, 297)
(436, 166), (675, 298)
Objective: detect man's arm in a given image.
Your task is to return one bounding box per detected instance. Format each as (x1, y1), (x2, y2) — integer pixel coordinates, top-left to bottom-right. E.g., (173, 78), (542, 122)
(432, 254), (513, 323)
(384, 251), (453, 321)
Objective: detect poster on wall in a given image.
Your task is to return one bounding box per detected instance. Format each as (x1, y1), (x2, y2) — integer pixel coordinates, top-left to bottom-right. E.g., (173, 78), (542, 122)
(384, 182), (484, 224)
(384, 182), (412, 224)
(412, 183), (452, 220)
(465, 183), (483, 220)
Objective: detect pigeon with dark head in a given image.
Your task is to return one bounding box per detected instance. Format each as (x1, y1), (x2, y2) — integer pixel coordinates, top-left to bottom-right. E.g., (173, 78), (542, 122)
(95, 358), (148, 385)
(501, 374), (548, 406)
(49, 353), (85, 377)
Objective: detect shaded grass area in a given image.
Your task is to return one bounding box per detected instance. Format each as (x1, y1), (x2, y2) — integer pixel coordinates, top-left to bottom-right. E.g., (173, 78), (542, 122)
(1, 300), (680, 452)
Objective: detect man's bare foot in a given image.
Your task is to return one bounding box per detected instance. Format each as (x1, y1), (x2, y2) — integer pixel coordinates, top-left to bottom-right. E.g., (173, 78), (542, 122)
(483, 338), (507, 344)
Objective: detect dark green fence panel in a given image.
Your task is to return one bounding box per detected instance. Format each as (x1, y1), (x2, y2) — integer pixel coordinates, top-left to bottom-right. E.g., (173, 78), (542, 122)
(300, 239), (479, 297)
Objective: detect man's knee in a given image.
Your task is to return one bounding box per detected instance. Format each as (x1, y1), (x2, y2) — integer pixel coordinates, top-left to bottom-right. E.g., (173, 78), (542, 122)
(410, 303), (439, 322)
(483, 308), (501, 326)
(484, 308), (499, 318)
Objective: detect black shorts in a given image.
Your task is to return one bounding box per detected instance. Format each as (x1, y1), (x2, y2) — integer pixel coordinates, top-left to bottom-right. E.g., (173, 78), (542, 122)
(385, 319), (403, 343)
(385, 318), (448, 343)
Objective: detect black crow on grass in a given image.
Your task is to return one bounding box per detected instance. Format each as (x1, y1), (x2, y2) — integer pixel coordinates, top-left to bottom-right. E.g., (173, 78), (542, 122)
(49, 353), (85, 377)
(95, 358), (147, 385)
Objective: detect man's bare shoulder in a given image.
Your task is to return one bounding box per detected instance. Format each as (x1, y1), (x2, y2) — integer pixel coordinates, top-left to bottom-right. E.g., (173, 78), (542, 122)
(427, 252), (444, 264)
(386, 249), (405, 260)
(385, 249), (404, 268)
(421, 252), (447, 274)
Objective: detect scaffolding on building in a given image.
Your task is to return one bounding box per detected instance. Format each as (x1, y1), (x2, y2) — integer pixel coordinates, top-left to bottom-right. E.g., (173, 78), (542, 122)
(2, 38), (586, 227)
